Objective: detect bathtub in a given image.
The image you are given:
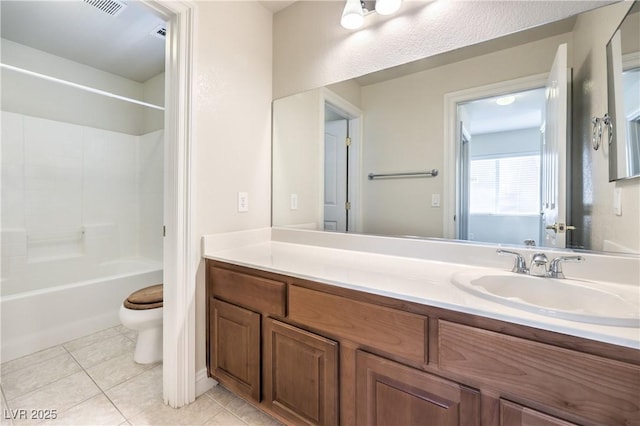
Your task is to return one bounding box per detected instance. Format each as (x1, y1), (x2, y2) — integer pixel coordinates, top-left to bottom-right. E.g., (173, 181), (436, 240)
(0, 258), (162, 362)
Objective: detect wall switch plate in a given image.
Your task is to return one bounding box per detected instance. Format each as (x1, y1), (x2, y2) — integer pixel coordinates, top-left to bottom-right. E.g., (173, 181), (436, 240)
(290, 193), (298, 210)
(431, 194), (440, 207)
(238, 192), (249, 212)
(613, 187), (622, 216)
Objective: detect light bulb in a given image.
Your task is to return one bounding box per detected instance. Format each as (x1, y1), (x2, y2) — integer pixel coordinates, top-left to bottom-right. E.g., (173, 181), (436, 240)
(496, 96), (516, 106)
(375, 0), (402, 15)
(341, 0), (364, 29)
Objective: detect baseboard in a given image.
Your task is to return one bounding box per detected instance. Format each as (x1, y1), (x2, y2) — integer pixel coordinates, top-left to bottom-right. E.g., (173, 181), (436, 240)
(196, 368), (217, 396)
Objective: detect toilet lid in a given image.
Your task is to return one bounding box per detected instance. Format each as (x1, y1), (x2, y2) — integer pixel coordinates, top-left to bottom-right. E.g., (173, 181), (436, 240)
(124, 284), (163, 310)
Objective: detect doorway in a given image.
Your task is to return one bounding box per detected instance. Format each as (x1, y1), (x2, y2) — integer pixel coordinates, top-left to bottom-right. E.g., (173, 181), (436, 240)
(322, 90), (363, 233)
(457, 88), (546, 246)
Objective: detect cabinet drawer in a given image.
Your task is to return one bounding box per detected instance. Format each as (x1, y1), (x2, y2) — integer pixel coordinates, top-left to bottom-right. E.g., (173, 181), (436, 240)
(289, 285), (427, 364)
(500, 400), (578, 426)
(209, 265), (286, 316)
(438, 320), (640, 425)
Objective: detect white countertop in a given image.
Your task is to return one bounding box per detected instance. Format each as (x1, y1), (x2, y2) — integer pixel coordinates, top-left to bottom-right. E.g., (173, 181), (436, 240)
(202, 228), (640, 350)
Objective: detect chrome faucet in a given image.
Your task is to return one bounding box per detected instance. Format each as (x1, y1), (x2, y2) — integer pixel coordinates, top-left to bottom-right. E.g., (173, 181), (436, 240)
(529, 253), (549, 277)
(548, 256), (585, 279)
(496, 249), (585, 278)
(497, 249), (528, 274)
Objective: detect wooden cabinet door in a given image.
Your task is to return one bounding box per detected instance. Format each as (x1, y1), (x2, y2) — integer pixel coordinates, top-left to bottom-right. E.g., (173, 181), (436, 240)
(500, 400), (578, 426)
(264, 318), (338, 426)
(356, 350), (480, 426)
(210, 298), (261, 401)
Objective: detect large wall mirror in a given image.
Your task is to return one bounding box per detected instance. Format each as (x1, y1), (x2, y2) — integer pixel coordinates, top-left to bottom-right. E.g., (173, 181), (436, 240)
(607, 1), (640, 181)
(272, 1), (640, 255)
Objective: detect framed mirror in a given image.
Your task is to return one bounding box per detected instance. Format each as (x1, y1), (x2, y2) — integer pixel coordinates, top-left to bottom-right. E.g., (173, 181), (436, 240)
(607, 1), (640, 181)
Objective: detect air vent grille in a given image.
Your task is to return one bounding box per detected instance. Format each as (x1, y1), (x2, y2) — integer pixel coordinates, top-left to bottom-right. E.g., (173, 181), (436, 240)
(151, 24), (167, 39)
(83, 0), (127, 17)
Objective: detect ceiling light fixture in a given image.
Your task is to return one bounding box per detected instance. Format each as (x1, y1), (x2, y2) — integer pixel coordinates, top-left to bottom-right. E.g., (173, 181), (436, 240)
(341, 0), (365, 30)
(341, 0), (403, 30)
(496, 95), (516, 106)
(375, 0), (402, 15)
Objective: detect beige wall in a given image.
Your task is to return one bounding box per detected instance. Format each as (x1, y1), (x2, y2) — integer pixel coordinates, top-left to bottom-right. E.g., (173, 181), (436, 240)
(272, 89), (323, 228)
(571, 2), (639, 253)
(192, 1), (272, 372)
(273, 1), (607, 98)
(359, 34), (570, 237)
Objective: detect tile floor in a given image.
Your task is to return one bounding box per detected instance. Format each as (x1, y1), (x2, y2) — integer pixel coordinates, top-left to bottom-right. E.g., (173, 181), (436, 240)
(0, 326), (283, 426)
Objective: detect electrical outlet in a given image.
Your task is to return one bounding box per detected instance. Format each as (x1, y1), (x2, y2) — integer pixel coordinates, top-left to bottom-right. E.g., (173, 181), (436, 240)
(290, 194), (298, 210)
(238, 192), (249, 212)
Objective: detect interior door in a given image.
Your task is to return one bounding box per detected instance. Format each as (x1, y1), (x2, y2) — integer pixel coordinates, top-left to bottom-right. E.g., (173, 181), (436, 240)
(324, 119), (348, 232)
(541, 43), (569, 248)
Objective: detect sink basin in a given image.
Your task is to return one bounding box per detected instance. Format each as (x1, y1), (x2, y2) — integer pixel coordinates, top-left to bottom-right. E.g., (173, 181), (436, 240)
(451, 269), (640, 327)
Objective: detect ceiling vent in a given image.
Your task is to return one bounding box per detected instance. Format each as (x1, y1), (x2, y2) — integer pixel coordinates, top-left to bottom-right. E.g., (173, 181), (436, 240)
(83, 0), (127, 17)
(151, 24), (167, 39)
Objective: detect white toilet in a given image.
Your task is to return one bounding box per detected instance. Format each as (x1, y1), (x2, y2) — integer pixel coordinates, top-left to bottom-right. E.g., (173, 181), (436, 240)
(119, 284), (163, 364)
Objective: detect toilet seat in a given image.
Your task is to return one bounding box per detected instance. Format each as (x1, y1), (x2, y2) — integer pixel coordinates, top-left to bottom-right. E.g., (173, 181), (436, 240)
(123, 284), (163, 310)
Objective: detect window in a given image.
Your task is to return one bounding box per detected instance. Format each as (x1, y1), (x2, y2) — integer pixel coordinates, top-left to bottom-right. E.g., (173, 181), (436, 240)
(469, 155), (540, 214)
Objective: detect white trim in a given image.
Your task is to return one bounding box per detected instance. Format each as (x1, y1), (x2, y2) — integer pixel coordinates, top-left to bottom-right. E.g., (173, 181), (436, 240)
(442, 73), (548, 240)
(320, 88), (364, 233)
(141, 0), (196, 409)
(196, 368), (217, 396)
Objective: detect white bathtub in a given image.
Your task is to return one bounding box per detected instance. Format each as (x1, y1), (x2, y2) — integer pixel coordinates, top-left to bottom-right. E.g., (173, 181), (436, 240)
(0, 258), (162, 362)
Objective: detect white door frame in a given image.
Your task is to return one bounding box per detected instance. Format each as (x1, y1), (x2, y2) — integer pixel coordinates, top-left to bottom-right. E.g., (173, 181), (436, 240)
(320, 88), (363, 233)
(141, 0), (196, 408)
(442, 73), (548, 240)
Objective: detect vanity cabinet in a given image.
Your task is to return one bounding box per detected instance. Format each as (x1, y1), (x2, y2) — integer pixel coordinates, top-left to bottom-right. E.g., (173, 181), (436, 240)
(209, 298), (261, 401)
(263, 318), (338, 425)
(356, 350), (480, 425)
(500, 400), (578, 426)
(206, 261), (337, 425)
(207, 263), (286, 403)
(205, 260), (640, 426)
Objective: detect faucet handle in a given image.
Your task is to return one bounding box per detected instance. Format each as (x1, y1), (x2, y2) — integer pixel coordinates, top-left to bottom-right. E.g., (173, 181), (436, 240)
(497, 249), (528, 274)
(548, 255), (585, 279)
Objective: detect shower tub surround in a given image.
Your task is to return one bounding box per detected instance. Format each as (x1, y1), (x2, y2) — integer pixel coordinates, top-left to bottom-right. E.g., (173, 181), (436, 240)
(1, 111), (163, 361)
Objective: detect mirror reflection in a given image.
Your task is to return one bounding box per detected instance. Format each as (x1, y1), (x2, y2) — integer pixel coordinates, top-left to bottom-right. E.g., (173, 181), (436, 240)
(272, 1), (640, 255)
(607, 2), (640, 181)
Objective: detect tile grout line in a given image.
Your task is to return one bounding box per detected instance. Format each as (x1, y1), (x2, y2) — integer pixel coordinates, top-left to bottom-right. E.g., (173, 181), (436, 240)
(199, 395), (249, 426)
(0, 386), (14, 426)
(2, 350), (82, 405)
(60, 329), (134, 424)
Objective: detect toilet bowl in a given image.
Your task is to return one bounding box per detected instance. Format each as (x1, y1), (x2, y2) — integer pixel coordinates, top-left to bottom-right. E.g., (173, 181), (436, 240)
(119, 284), (163, 364)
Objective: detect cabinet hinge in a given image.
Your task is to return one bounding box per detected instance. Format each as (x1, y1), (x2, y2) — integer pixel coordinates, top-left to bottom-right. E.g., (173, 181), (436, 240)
(345, 202), (351, 211)
(345, 137), (352, 147)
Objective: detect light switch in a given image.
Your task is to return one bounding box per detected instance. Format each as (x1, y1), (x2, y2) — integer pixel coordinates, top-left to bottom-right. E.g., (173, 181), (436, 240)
(290, 194), (298, 210)
(613, 187), (622, 216)
(238, 192), (249, 212)
(431, 194), (440, 207)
